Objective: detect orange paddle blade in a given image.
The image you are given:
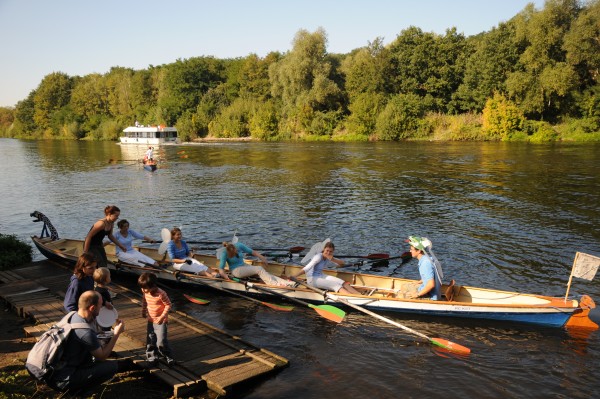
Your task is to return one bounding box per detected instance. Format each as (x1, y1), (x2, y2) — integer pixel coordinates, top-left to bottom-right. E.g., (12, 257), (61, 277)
(183, 293), (210, 305)
(262, 302), (294, 312)
(430, 337), (471, 355)
(309, 304), (346, 323)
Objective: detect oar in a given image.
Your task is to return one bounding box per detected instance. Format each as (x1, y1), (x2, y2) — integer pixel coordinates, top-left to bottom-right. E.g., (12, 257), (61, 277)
(251, 246), (306, 253)
(243, 281), (346, 323)
(334, 253), (389, 260)
(183, 272), (294, 312)
(346, 252), (411, 269)
(290, 277), (471, 355)
(117, 259), (212, 304)
(108, 158), (139, 163)
(185, 240), (225, 245)
(183, 293), (210, 305)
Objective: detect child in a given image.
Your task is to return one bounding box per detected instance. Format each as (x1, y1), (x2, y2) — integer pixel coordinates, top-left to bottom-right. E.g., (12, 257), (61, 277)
(93, 267), (113, 310)
(64, 252), (97, 312)
(138, 272), (175, 367)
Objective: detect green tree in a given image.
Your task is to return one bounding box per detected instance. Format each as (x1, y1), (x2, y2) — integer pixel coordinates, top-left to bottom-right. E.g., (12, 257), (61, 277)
(238, 52), (280, 101)
(192, 84), (231, 137)
(13, 92), (37, 137)
(130, 69), (157, 123)
(105, 67), (135, 119)
(70, 74), (110, 120)
(506, 0), (580, 120)
(0, 107), (15, 136)
(269, 28), (344, 133)
(454, 21), (523, 112)
(33, 72), (73, 132)
(563, 0), (600, 86)
(249, 100), (280, 140)
(341, 38), (392, 98)
(209, 97), (255, 138)
(345, 92), (387, 137)
(387, 26), (468, 112)
(158, 57), (225, 125)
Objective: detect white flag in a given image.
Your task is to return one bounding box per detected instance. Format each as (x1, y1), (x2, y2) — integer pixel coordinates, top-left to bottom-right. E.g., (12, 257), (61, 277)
(571, 252), (600, 281)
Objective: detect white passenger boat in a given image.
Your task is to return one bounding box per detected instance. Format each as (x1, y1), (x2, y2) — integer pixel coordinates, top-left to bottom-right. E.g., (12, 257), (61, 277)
(119, 125), (179, 145)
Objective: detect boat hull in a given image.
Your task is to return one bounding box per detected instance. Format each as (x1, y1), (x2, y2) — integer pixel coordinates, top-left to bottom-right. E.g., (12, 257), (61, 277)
(30, 234), (594, 329)
(143, 164), (157, 172)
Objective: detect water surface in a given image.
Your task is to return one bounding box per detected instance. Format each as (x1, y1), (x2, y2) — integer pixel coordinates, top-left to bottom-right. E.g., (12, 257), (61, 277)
(1, 138), (599, 398)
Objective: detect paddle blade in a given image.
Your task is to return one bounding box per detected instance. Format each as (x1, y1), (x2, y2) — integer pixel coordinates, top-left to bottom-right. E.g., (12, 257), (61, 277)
(161, 228), (171, 242)
(158, 241), (169, 255)
(308, 304), (346, 323)
(183, 294), (210, 305)
(430, 337), (471, 355)
(262, 302), (294, 311)
(301, 238), (330, 264)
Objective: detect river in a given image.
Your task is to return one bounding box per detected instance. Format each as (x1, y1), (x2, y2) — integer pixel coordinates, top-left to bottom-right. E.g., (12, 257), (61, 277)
(1, 138), (599, 398)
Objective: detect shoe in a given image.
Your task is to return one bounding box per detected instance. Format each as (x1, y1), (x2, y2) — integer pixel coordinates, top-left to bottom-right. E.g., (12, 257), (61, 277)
(165, 357), (175, 367)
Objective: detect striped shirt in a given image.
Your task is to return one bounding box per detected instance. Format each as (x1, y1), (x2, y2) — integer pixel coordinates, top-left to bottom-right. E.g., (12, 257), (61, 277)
(142, 288), (171, 323)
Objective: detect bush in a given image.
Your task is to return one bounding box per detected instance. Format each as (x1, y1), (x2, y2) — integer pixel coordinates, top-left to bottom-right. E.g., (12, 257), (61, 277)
(526, 121), (558, 143)
(0, 234), (32, 270)
(482, 93), (525, 140)
(249, 101), (280, 140)
(209, 98), (254, 138)
(375, 93), (427, 140)
(425, 112), (483, 141)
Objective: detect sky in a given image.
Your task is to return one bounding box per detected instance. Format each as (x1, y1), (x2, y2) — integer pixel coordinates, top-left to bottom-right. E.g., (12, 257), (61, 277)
(0, 0), (546, 108)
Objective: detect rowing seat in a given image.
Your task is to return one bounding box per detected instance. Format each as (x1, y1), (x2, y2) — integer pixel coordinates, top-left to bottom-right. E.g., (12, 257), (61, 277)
(443, 279), (456, 302)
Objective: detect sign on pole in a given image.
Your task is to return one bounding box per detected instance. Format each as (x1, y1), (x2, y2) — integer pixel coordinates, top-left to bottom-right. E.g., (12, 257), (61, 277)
(565, 252), (600, 301)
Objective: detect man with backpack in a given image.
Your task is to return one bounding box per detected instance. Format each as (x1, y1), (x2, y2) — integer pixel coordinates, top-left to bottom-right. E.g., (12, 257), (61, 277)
(42, 290), (130, 395)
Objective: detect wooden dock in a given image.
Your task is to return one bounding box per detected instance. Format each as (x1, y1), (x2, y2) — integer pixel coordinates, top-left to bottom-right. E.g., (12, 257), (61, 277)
(0, 261), (289, 397)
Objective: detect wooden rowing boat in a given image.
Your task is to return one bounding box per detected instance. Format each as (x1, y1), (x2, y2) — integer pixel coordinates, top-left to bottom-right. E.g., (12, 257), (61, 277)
(29, 211), (597, 330)
(142, 160), (157, 172)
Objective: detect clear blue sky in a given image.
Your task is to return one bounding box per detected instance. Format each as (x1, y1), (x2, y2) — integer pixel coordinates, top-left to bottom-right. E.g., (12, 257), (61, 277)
(0, 0), (545, 107)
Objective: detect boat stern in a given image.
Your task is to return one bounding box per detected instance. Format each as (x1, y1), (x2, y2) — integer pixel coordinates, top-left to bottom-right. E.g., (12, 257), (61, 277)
(565, 295), (598, 330)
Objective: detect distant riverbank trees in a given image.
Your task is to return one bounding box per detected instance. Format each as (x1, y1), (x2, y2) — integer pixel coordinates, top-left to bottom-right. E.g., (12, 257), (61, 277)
(1, 0), (599, 142)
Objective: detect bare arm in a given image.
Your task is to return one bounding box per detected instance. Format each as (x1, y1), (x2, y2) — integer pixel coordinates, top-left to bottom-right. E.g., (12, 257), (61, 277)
(108, 232), (127, 252)
(252, 250), (268, 267)
(83, 220), (104, 252)
(90, 319), (124, 360)
(409, 279), (435, 299)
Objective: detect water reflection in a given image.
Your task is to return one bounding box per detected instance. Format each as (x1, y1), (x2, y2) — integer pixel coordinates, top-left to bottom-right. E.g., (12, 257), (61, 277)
(2, 138), (600, 398)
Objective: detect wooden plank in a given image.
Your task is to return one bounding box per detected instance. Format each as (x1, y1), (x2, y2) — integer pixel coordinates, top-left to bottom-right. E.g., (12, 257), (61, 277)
(10, 260), (289, 398)
(0, 280), (45, 296)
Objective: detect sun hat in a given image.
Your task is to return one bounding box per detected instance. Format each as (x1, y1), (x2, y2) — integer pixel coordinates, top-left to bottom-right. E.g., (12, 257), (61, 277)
(406, 236), (428, 251)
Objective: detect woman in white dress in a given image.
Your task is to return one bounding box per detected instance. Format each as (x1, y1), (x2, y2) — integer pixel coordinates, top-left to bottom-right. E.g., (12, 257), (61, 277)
(114, 220), (159, 267)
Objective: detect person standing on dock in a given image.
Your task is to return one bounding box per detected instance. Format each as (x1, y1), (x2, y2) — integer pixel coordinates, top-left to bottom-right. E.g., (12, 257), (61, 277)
(138, 272), (175, 367)
(84, 205), (127, 268)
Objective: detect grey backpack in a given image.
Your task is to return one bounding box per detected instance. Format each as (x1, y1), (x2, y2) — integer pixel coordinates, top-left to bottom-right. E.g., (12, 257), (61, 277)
(25, 311), (92, 381)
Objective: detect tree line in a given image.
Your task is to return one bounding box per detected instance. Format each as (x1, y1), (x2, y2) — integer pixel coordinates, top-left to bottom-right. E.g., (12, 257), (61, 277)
(1, 0), (598, 142)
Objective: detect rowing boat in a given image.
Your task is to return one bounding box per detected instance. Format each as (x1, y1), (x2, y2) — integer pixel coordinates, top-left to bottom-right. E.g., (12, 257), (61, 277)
(143, 163), (157, 172)
(29, 211), (597, 330)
